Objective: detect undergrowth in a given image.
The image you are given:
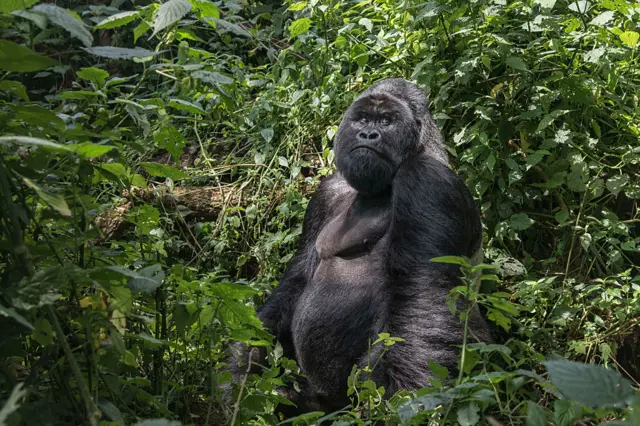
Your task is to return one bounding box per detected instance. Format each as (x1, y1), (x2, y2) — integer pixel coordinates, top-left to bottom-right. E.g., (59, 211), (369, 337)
(0, 0), (639, 425)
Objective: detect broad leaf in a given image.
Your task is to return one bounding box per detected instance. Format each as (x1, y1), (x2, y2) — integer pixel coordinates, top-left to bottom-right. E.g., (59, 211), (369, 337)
(526, 401), (547, 426)
(289, 17), (311, 38)
(0, 383), (28, 425)
(544, 360), (635, 407)
(32, 4), (93, 47)
(76, 67), (109, 86)
(0, 136), (72, 152)
(457, 402), (480, 426)
(0, 0), (39, 14)
(589, 10), (615, 27)
(72, 142), (116, 159)
(152, 0), (192, 36)
(191, 70), (234, 85)
(127, 264), (165, 294)
(505, 56), (528, 71)
(0, 40), (58, 72)
(168, 98), (206, 114)
(0, 80), (29, 101)
(619, 31), (639, 48)
(23, 178), (72, 218)
(509, 213), (534, 230)
(140, 162), (188, 180)
(83, 46), (159, 59)
(95, 11), (139, 29)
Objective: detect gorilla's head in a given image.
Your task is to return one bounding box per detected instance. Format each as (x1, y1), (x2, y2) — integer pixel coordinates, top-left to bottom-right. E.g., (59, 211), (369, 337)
(334, 79), (425, 195)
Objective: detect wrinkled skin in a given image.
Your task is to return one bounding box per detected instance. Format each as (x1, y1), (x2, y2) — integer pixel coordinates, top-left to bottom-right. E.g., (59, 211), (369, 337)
(227, 78), (490, 417)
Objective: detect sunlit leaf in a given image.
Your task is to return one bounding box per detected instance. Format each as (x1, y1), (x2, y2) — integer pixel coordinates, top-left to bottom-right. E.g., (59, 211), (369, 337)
(152, 0), (192, 36)
(76, 67), (109, 86)
(289, 17), (311, 38)
(140, 162), (188, 180)
(0, 0), (39, 14)
(619, 31), (639, 48)
(95, 11), (139, 29)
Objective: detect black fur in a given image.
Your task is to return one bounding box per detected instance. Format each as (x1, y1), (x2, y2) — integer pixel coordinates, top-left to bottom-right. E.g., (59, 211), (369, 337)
(228, 78), (490, 416)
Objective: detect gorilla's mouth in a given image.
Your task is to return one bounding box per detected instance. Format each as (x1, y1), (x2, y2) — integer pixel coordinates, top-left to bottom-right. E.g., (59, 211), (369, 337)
(351, 144), (385, 158)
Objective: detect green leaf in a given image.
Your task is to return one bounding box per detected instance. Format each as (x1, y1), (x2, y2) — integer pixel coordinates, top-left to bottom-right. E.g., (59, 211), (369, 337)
(0, 136), (72, 152)
(359, 17), (373, 31)
(12, 10), (47, 29)
(457, 402), (480, 426)
(23, 178), (72, 218)
(76, 67), (109, 86)
(589, 10), (614, 27)
(212, 18), (252, 37)
(33, 317), (54, 346)
(288, 1), (307, 11)
(428, 360), (449, 380)
(0, 0), (39, 14)
(544, 360), (635, 408)
(193, 0), (219, 19)
(534, 0), (556, 9)
(509, 213), (534, 231)
(606, 174), (629, 196)
(95, 11), (139, 29)
(430, 255), (471, 267)
(14, 104), (65, 131)
(83, 46), (159, 59)
(168, 98), (206, 115)
(505, 56), (528, 71)
(536, 109), (568, 133)
(553, 400), (582, 426)
(289, 17), (311, 38)
(72, 142), (116, 158)
(32, 4), (93, 47)
(191, 70), (233, 85)
(152, 0), (192, 36)
(0, 306), (33, 330)
(0, 40), (58, 72)
(260, 128), (274, 143)
(0, 383), (28, 425)
(127, 264), (165, 294)
(619, 31), (639, 48)
(0, 80), (29, 101)
(140, 162), (188, 180)
(584, 47), (606, 63)
(526, 401), (547, 426)
(134, 20), (151, 42)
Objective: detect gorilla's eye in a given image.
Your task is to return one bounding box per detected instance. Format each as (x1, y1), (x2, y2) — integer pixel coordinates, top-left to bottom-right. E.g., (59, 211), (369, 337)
(358, 117), (370, 125)
(380, 116), (393, 126)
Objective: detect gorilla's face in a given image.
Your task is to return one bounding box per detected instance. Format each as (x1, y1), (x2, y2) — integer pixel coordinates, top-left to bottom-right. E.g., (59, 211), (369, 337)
(334, 93), (420, 195)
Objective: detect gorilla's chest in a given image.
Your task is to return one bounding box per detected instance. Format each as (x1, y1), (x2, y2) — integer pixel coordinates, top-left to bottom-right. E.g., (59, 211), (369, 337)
(291, 195), (392, 394)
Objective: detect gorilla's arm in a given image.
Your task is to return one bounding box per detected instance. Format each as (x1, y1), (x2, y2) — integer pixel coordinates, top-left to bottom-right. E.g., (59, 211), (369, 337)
(371, 155), (485, 392)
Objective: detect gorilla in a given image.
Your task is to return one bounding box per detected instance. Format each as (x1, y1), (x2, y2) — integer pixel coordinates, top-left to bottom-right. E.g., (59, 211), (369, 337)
(228, 78), (490, 416)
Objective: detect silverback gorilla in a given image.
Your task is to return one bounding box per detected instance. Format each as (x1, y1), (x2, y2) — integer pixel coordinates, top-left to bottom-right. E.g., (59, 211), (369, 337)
(229, 78), (490, 415)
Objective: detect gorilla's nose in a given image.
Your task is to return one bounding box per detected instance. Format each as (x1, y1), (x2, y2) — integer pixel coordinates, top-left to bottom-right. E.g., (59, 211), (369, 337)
(358, 130), (380, 141)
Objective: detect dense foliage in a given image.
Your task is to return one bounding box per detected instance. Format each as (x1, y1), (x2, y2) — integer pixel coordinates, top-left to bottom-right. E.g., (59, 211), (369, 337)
(0, 0), (639, 425)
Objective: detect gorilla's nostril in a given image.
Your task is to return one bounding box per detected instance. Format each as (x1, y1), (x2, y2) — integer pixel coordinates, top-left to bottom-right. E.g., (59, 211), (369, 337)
(358, 132), (368, 140)
(368, 131), (380, 140)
